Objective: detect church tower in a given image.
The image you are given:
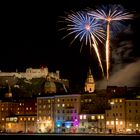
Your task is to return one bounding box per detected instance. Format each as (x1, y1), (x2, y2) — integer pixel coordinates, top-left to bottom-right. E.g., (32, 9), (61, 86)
(84, 68), (95, 93)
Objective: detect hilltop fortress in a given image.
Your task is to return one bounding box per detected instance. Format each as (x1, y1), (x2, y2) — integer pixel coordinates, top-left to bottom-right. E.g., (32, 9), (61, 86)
(0, 67), (69, 87)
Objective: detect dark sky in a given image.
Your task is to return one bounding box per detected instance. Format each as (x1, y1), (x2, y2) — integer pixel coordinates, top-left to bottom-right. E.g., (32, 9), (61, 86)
(0, 0), (140, 90)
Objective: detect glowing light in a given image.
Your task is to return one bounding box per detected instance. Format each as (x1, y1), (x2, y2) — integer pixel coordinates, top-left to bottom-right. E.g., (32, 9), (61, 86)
(56, 121), (62, 127)
(60, 11), (106, 78)
(89, 4), (133, 80)
(65, 122), (71, 128)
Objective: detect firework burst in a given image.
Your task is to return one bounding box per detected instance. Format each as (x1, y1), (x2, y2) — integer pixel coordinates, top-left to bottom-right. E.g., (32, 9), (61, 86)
(88, 4), (133, 80)
(60, 11), (106, 77)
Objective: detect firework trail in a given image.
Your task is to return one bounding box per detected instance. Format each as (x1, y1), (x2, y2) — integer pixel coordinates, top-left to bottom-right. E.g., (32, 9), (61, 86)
(88, 5), (133, 80)
(61, 11), (106, 77)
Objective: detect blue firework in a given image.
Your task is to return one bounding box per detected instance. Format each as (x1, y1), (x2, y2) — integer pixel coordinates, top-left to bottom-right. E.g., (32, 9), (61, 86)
(63, 11), (105, 47)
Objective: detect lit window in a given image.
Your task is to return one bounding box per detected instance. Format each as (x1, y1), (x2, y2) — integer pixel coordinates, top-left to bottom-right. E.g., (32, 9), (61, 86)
(2, 118), (4, 121)
(26, 107), (28, 110)
(43, 105), (46, 109)
(57, 104), (60, 107)
(111, 121), (114, 125)
(62, 104), (65, 107)
(129, 123), (132, 126)
(80, 115), (82, 120)
(17, 111), (19, 114)
(48, 100), (50, 103)
(20, 103), (22, 106)
(57, 99), (60, 102)
(91, 116), (95, 120)
(106, 121), (109, 125)
(32, 117), (35, 121)
(28, 118), (30, 121)
(116, 121), (118, 125)
(119, 99), (122, 102)
(24, 118), (26, 121)
(115, 99), (118, 102)
(20, 118), (22, 121)
(98, 115), (100, 119)
(136, 124), (138, 127)
(120, 121), (123, 125)
(67, 104), (69, 107)
(83, 115), (86, 119)
(30, 107), (32, 110)
(101, 115), (104, 119)
(89, 99), (92, 102)
(48, 105), (51, 108)
(2, 108), (4, 111)
(18, 108), (19, 110)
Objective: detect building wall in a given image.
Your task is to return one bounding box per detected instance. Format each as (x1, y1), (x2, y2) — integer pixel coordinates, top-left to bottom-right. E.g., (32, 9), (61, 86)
(125, 100), (140, 133)
(105, 98), (140, 133)
(105, 98), (126, 133)
(37, 94), (81, 133)
(79, 114), (105, 133)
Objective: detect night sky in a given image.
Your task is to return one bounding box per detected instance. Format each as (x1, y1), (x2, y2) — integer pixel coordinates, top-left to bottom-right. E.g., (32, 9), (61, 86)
(0, 0), (140, 90)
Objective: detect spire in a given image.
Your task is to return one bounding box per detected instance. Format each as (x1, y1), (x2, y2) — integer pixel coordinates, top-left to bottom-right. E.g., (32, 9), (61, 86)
(84, 67), (95, 93)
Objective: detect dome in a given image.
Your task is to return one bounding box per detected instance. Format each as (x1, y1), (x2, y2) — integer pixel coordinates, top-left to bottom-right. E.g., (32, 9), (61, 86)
(43, 80), (68, 94)
(44, 81), (56, 93)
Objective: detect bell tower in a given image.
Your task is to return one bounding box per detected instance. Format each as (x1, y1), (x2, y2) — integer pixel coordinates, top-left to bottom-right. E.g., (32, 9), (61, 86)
(84, 68), (95, 93)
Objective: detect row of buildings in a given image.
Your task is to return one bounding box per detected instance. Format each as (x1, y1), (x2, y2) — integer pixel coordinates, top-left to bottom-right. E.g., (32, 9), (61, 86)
(0, 68), (140, 134)
(0, 93), (140, 134)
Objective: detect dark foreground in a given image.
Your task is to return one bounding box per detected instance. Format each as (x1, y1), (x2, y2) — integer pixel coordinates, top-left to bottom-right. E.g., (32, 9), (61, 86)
(0, 133), (140, 140)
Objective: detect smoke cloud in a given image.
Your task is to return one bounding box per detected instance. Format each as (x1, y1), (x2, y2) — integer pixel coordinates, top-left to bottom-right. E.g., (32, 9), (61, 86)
(96, 27), (140, 89)
(96, 59), (140, 89)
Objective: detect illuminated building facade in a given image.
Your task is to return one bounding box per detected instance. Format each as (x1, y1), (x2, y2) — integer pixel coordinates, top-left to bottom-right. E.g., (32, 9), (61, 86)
(37, 94), (81, 133)
(84, 68), (95, 93)
(105, 98), (140, 133)
(0, 98), (37, 133)
(125, 99), (140, 133)
(79, 114), (105, 133)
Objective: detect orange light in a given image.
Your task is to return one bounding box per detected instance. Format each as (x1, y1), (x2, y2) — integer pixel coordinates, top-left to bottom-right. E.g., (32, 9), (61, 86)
(85, 24), (90, 30)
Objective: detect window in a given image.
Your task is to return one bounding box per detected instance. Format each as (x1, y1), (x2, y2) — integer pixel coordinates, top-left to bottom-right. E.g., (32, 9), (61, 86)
(111, 121), (114, 125)
(120, 121), (123, 125)
(101, 115), (104, 119)
(136, 124), (138, 127)
(136, 102), (138, 106)
(136, 110), (138, 113)
(129, 110), (131, 113)
(83, 115), (86, 119)
(91, 116), (95, 120)
(119, 99), (122, 102)
(106, 121), (109, 125)
(98, 115), (100, 119)
(80, 115), (82, 120)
